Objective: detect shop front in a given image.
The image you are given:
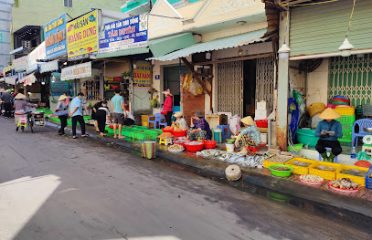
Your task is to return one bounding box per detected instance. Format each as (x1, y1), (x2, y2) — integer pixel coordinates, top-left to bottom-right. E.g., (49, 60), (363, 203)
(280, 0), (372, 157)
(61, 61), (103, 112)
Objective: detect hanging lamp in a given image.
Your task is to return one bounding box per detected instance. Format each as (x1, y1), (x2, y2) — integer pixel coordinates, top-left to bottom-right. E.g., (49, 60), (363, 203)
(339, 0), (357, 57)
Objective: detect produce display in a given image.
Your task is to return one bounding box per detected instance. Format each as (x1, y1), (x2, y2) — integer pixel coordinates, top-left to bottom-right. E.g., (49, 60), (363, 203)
(315, 165), (336, 172)
(292, 160), (311, 167)
(299, 175), (323, 187)
(196, 149), (263, 168)
(168, 144), (185, 153)
(329, 178), (359, 191)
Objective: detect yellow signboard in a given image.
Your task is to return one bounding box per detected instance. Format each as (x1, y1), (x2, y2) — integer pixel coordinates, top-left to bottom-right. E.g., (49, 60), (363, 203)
(66, 10), (98, 59)
(133, 61), (152, 86)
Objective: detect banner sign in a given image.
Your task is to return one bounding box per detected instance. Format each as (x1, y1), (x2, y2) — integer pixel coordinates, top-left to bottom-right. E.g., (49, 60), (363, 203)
(51, 81), (73, 97)
(27, 42), (46, 73)
(40, 60), (59, 73)
(61, 62), (92, 81)
(133, 61), (151, 86)
(12, 56), (28, 72)
(99, 14), (148, 53)
(44, 14), (67, 59)
(67, 10), (99, 59)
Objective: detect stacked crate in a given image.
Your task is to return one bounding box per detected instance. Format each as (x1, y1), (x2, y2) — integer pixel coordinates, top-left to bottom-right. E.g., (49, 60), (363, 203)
(335, 106), (355, 145)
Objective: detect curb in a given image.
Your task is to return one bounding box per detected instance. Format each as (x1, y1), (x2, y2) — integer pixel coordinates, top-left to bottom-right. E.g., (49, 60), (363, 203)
(46, 121), (372, 228)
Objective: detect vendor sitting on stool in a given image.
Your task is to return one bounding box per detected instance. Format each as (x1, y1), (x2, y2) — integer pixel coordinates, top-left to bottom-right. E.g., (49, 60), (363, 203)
(188, 112), (212, 140)
(315, 108), (343, 162)
(235, 116), (261, 149)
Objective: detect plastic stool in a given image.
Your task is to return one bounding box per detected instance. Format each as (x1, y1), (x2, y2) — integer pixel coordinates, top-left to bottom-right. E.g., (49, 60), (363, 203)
(318, 147), (338, 162)
(217, 125), (231, 142)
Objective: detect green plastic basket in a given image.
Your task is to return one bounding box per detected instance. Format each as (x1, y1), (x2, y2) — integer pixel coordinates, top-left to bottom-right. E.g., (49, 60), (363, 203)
(268, 164), (293, 178)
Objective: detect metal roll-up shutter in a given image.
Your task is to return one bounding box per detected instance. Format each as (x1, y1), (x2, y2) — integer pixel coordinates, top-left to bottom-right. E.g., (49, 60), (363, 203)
(290, 0), (372, 58)
(217, 61), (243, 116)
(256, 56), (275, 115)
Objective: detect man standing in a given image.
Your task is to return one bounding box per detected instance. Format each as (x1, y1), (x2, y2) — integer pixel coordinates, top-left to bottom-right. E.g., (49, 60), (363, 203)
(1, 90), (14, 118)
(69, 92), (88, 139)
(111, 89), (125, 139)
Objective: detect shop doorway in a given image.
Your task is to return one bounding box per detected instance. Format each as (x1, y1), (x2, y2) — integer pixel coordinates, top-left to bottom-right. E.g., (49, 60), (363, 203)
(163, 65), (189, 108)
(243, 60), (256, 117)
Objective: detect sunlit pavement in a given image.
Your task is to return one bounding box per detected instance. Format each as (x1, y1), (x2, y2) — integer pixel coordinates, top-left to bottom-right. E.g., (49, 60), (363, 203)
(0, 117), (371, 240)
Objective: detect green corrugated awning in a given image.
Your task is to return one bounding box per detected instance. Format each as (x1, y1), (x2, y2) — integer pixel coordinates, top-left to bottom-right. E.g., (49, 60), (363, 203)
(96, 47), (149, 59)
(149, 33), (196, 58)
(150, 29), (267, 61)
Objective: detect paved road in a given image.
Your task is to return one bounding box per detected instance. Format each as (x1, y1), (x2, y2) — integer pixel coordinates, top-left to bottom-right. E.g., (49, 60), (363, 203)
(0, 117), (371, 240)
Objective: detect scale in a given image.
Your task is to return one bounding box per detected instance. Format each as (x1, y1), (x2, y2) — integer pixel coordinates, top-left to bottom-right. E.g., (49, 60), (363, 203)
(362, 135), (372, 156)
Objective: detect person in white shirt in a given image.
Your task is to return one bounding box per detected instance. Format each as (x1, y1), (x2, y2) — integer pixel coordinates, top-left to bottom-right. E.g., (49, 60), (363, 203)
(172, 112), (188, 130)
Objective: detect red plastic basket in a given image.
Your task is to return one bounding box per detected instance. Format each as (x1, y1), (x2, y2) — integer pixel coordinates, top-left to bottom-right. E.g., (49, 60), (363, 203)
(162, 127), (173, 133)
(172, 130), (187, 137)
(255, 119), (268, 128)
(184, 142), (204, 152)
(204, 140), (217, 149)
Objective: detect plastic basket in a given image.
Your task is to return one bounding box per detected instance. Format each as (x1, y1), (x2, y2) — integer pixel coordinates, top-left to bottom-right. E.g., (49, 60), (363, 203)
(309, 162), (341, 180)
(263, 156), (293, 168)
(337, 165), (368, 187)
(307, 103), (326, 117)
(335, 106), (355, 116)
(285, 158), (317, 175)
(296, 128), (319, 147)
(337, 115), (355, 143)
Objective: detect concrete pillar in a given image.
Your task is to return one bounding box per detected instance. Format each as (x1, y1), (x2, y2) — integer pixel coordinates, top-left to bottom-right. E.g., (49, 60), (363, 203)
(276, 11), (290, 150)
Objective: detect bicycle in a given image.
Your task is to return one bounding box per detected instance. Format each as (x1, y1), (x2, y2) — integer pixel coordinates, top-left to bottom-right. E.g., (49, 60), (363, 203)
(16, 112), (34, 133)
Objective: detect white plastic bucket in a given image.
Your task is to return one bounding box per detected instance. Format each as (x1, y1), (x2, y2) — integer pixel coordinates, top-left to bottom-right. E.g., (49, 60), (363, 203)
(226, 143), (235, 153)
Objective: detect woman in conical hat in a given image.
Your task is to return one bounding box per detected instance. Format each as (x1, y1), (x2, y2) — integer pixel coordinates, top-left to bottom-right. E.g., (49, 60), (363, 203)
(234, 116), (261, 149)
(315, 108), (343, 162)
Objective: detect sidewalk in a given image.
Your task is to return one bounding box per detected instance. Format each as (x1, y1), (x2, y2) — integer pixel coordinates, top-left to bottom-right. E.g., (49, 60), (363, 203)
(46, 120), (372, 226)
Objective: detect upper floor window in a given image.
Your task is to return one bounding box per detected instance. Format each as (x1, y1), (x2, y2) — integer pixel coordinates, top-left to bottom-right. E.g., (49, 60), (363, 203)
(64, 0), (72, 8)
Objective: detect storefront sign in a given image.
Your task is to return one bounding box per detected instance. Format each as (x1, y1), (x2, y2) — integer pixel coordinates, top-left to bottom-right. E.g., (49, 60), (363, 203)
(99, 14), (148, 53)
(27, 42), (46, 73)
(44, 14), (67, 59)
(19, 73), (36, 86)
(133, 61), (151, 86)
(67, 10), (98, 59)
(61, 62), (92, 81)
(12, 56), (28, 72)
(40, 60), (59, 73)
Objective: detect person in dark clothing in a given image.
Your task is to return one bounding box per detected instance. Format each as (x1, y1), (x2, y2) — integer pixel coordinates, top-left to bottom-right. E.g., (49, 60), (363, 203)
(91, 100), (103, 132)
(315, 108), (343, 162)
(96, 101), (110, 137)
(1, 91), (14, 118)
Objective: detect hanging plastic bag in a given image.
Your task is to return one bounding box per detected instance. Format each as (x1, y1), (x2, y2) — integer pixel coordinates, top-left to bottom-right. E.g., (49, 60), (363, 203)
(229, 115), (241, 136)
(189, 79), (203, 96)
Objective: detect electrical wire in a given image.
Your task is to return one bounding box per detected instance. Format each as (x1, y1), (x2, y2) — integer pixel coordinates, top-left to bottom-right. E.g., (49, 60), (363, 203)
(346, 0), (357, 38)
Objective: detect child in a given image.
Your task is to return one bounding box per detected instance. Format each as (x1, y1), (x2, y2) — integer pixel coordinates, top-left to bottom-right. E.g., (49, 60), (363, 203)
(96, 100), (110, 137)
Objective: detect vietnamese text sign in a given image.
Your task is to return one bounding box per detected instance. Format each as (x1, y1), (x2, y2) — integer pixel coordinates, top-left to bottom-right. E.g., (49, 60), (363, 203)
(61, 62), (92, 81)
(44, 14), (67, 59)
(67, 10), (98, 59)
(99, 14), (148, 53)
(133, 61), (151, 86)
